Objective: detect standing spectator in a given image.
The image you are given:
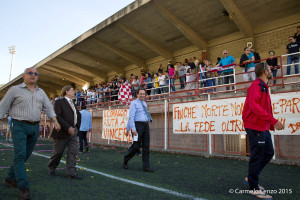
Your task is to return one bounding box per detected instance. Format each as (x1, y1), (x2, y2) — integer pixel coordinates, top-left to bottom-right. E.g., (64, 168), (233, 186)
(240, 47), (256, 82)
(131, 76), (140, 97)
(158, 72), (166, 94)
(140, 73), (146, 89)
(48, 86), (82, 180)
(110, 82), (119, 101)
(178, 62), (186, 89)
(194, 57), (200, 68)
(146, 69), (153, 78)
(205, 60), (214, 93)
(54, 95), (60, 101)
(167, 60), (174, 68)
(164, 71), (170, 93)
(78, 106), (92, 153)
(145, 73), (153, 96)
(216, 57), (221, 65)
(199, 62), (207, 89)
(250, 48), (261, 63)
(0, 67), (60, 200)
(266, 51), (278, 84)
(242, 63), (284, 199)
(158, 64), (163, 74)
(294, 26), (300, 42)
(152, 73), (160, 96)
(188, 58), (196, 70)
(185, 68), (197, 95)
(286, 36), (300, 75)
(168, 65), (176, 92)
(214, 50), (236, 90)
(118, 78), (132, 106)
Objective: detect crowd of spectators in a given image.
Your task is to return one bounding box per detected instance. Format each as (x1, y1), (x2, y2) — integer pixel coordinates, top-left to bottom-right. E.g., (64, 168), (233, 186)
(48, 26), (300, 106)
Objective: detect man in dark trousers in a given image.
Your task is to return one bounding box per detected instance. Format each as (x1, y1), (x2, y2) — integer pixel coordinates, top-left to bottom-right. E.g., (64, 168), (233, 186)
(48, 86), (82, 179)
(242, 63), (284, 199)
(123, 88), (154, 173)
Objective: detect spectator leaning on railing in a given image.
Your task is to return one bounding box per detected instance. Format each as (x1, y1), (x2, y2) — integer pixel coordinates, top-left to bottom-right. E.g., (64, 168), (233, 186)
(214, 50), (236, 90)
(152, 73), (160, 95)
(286, 36), (300, 75)
(240, 47), (256, 82)
(145, 73), (153, 96)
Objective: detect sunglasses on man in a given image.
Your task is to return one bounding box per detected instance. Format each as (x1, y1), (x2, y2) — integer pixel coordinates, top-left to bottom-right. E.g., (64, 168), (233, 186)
(25, 72), (39, 76)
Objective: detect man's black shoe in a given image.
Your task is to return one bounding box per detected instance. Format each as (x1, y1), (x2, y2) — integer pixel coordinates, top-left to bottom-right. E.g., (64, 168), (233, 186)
(67, 175), (82, 180)
(123, 161), (128, 169)
(143, 168), (154, 173)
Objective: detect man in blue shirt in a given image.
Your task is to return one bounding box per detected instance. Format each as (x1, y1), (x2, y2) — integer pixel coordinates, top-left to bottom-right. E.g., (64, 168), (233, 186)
(214, 50), (237, 90)
(123, 88), (153, 173)
(286, 36), (300, 75)
(78, 105), (92, 153)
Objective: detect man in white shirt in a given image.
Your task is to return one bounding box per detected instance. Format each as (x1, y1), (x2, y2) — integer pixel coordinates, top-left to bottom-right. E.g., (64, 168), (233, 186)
(158, 72), (166, 94)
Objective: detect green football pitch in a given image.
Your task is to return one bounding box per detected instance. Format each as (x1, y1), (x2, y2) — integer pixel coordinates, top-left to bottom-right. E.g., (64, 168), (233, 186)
(0, 137), (299, 200)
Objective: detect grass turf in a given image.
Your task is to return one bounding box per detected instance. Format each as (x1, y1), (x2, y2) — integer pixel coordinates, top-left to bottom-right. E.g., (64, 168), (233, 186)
(0, 137), (299, 200)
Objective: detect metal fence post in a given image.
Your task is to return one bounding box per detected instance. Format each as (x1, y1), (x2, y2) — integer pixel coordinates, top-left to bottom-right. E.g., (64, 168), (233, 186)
(108, 106), (111, 145)
(89, 109), (92, 143)
(272, 134), (276, 160)
(207, 95), (212, 155)
(164, 99), (168, 150)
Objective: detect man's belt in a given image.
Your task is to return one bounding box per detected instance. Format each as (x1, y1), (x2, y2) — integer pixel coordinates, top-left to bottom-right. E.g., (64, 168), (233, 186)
(19, 120), (40, 125)
(135, 121), (149, 124)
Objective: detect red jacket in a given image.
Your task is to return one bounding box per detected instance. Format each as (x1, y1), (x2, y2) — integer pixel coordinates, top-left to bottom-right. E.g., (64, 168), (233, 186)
(242, 78), (278, 132)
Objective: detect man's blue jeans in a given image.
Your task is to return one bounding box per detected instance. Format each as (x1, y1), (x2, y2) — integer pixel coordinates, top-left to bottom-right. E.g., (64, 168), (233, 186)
(287, 55), (299, 75)
(7, 119), (39, 188)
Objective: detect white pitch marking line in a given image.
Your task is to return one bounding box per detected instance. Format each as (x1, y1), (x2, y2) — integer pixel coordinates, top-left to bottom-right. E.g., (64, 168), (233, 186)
(0, 142), (206, 200)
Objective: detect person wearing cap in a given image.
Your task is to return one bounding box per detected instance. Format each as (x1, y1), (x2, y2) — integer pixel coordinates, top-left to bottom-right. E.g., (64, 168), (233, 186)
(0, 67), (60, 200)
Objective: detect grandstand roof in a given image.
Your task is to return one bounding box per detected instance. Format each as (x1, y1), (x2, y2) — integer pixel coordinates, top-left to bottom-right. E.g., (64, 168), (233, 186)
(0, 0), (299, 98)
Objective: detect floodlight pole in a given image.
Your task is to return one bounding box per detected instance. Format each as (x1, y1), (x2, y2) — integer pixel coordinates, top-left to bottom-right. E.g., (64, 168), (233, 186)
(8, 46), (16, 82)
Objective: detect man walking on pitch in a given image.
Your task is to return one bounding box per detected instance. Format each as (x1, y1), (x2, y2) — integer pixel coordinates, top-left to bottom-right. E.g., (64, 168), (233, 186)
(0, 67), (60, 200)
(48, 86), (82, 179)
(242, 63), (284, 199)
(78, 105), (92, 153)
(123, 88), (154, 172)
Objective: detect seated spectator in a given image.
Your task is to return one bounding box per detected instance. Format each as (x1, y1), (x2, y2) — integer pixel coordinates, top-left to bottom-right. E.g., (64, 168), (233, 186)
(266, 51), (279, 84)
(158, 72), (166, 94)
(168, 65), (176, 92)
(240, 47), (255, 82)
(214, 50), (236, 90)
(178, 62), (186, 89)
(286, 36), (300, 75)
(145, 73), (153, 96)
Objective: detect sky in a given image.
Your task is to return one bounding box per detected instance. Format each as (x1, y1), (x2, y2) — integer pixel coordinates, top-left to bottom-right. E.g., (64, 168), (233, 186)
(0, 0), (134, 85)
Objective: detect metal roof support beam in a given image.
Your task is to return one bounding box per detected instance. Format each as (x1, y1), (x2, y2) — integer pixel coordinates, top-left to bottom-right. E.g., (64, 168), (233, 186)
(117, 23), (174, 60)
(91, 37), (147, 68)
(41, 67), (85, 86)
(37, 82), (58, 94)
(38, 80), (64, 90)
(46, 65), (94, 84)
(38, 73), (71, 86)
(219, 0), (253, 37)
(71, 49), (124, 74)
(151, 0), (207, 50)
(56, 58), (107, 80)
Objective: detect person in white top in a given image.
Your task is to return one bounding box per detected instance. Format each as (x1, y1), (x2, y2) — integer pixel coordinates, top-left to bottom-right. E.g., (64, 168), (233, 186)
(158, 72), (166, 94)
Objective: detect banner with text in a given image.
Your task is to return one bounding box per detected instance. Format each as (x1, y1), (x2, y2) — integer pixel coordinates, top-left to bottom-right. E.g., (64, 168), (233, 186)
(102, 109), (132, 142)
(173, 92), (300, 135)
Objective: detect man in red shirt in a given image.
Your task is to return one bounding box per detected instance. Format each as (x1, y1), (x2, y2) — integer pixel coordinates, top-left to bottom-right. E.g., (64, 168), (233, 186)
(242, 62), (284, 199)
